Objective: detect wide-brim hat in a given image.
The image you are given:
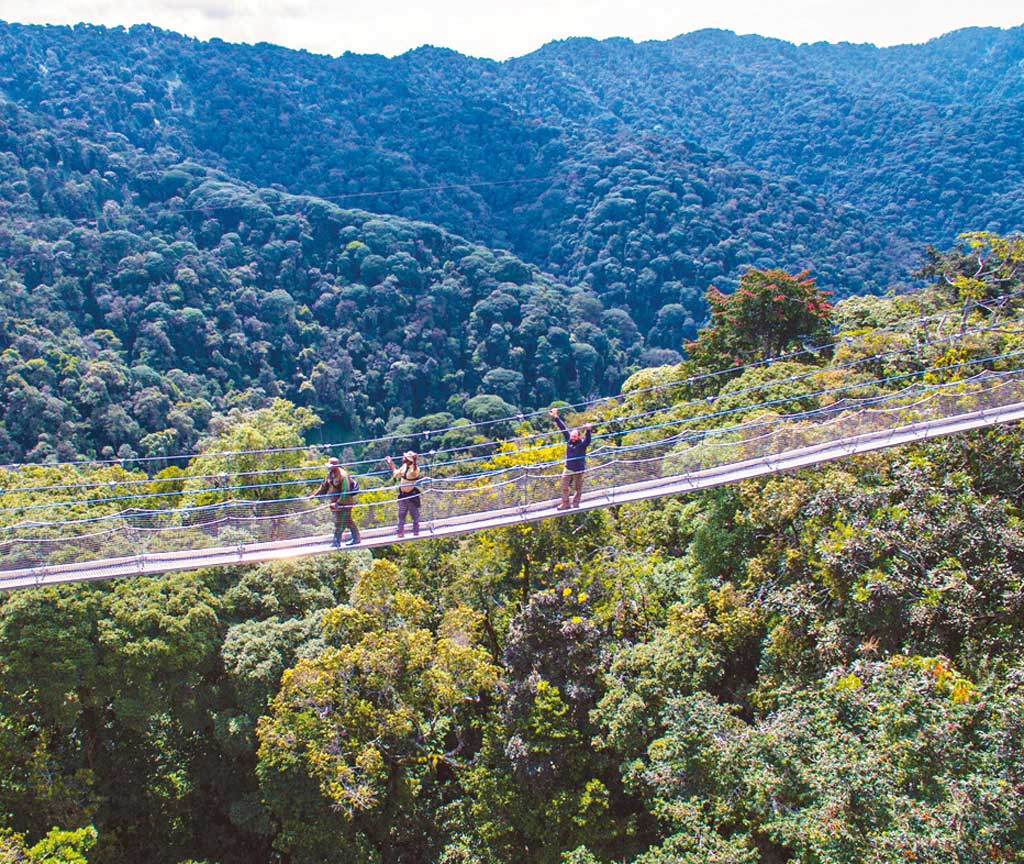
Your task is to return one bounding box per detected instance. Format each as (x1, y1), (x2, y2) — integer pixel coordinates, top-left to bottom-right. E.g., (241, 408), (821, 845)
(327, 457), (341, 467)
(403, 451), (417, 462)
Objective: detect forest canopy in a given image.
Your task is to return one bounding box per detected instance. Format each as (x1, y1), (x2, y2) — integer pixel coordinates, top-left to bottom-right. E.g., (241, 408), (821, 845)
(2, 249), (1024, 862)
(1, 17), (1023, 864)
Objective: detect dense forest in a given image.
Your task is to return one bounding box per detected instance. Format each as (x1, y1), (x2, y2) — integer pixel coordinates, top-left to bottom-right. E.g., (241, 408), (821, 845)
(2, 237), (1024, 863)
(0, 19), (924, 307)
(1, 20), (1022, 463)
(1, 16), (1024, 864)
(0, 124), (647, 461)
(4, 19), (1022, 286)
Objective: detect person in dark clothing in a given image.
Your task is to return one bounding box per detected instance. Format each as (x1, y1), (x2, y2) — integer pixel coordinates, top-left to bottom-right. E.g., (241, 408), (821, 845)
(550, 407), (593, 509)
(385, 450), (421, 537)
(311, 457), (360, 547)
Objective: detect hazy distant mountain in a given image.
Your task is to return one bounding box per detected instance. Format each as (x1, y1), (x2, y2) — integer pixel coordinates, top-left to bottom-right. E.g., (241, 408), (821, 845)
(512, 26), (1024, 245)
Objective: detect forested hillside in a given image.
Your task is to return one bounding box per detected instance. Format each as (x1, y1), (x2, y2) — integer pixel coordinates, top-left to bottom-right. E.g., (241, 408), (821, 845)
(1, 16), (1024, 862)
(1, 238), (1023, 863)
(6, 20), (1023, 328)
(514, 26), (1024, 245)
(0, 113), (649, 462)
(2, 19), (1022, 463)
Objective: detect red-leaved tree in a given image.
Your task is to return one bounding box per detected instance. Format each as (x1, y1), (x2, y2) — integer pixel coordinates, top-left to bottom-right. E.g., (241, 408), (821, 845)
(685, 269), (832, 370)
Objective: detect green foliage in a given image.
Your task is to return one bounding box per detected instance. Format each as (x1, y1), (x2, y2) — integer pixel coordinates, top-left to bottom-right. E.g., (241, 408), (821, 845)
(184, 399), (321, 505)
(9, 22), (1022, 463)
(256, 560), (500, 863)
(0, 576), (224, 860)
(0, 132), (641, 463)
(25, 826), (98, 864)
(920, 231), (1024, 306)
(2, 21), (1024, 863)
(4, 406), (1024, 863)
(686, 269), (832, 370)
(0, 825), (98, 864)
(746, 658), (1024, 861)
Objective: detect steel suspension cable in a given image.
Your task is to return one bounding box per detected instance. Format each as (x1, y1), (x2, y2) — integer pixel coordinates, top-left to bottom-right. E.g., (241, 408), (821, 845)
(3, 349), (1021, 522)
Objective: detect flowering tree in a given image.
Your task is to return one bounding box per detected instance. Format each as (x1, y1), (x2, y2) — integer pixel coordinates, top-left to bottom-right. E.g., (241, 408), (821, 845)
(686, 269), (832, 370)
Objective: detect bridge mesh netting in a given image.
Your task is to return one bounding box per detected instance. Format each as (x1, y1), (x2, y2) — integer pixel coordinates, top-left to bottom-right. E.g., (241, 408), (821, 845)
(3, 367), (1024, 586)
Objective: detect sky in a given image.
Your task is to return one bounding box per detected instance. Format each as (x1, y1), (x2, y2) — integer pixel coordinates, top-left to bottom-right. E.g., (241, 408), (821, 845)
(3, 0), (1022, 60)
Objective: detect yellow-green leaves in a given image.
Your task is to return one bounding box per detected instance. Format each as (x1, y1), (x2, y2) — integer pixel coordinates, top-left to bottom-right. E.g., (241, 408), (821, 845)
(0, 824), (98, 864)
(257, 560), (499, 833)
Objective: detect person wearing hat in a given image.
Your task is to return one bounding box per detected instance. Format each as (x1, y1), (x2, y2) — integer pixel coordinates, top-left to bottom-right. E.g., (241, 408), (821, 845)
(311, 456), (360, 547)
(385, 451), (422, 537)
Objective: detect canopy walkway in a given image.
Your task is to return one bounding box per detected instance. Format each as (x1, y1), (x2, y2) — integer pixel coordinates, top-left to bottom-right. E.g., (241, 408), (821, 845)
(3, 369), (1024, 592)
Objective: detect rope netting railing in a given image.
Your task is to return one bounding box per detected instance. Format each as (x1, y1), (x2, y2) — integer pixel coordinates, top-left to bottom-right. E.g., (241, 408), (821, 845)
(3, 367), (1024, 586)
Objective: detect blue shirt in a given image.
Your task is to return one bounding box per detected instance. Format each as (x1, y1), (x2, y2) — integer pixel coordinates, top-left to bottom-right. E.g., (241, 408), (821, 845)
(554, 416), (591, 472)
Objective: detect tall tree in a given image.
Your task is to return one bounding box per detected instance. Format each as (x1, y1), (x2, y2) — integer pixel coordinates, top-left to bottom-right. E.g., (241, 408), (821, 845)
(686, 269), (832, 371)
(256, 560), (499, 863)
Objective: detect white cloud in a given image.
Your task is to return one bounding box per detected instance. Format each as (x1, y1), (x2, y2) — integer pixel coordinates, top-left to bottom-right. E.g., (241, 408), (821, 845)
(2, 0), (1021, 59)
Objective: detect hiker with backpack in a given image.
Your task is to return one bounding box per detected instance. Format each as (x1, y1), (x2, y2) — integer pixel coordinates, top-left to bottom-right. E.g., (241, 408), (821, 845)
(385, 450), (422, 537)
(311, 456), (360, 547)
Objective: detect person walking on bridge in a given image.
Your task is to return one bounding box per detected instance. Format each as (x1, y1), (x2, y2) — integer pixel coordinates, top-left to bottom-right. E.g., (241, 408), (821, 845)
(550, 407), (592, 510)
(311, 457), (360, 547)
(385, 450), (422, 537)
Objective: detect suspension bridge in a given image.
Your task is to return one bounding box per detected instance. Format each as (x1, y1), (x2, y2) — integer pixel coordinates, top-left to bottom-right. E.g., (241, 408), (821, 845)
(3, 314), (1024, 591)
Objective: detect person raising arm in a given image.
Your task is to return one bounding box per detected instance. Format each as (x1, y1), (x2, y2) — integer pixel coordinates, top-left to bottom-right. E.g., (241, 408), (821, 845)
(550, 407), (592, 509)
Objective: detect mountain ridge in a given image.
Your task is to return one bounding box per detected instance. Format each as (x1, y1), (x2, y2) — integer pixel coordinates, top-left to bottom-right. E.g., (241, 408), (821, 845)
(0, 18), (1021, 461)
